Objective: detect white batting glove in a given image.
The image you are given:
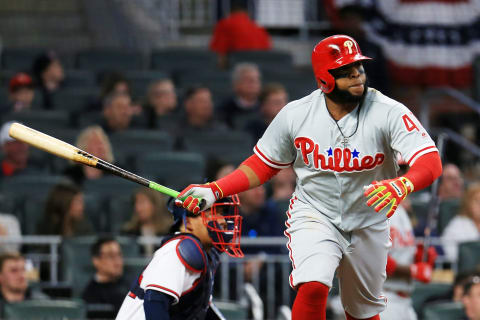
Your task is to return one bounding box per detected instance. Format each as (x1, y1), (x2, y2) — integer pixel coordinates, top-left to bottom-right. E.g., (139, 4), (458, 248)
(175, 182), (223, 214)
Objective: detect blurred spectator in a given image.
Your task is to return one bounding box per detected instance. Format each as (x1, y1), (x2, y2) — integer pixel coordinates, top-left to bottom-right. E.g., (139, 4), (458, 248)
(239, 185), (284, 239)
(142, 79), (178, 129)
(1, 73), (35, 114)
(463, 274), (480, 320)
(82, 236), (130, 319)
(0, 121), (32, 178)
(0, 253), (48, 316)
(205, 157), (235, 182)
(269, 167), (296, 201)
(333, 5), (390, 94)
(101, 93), (133, 134)
(63, 125), (114, 186)
(0, 214), (21, 254)
(244, 82), (288, 143)
(439, 163), (464, 201)
(121, 188), (173, 255)
(36, 183), (94, 237)
(442, 183), (480, 262)
(209, 0), (271, 69)
(217, 63), (262, 128)
(174, 86), (227, 147)
(423, 271), (473, 308)
(31, 51), (65, 109)
(88, 72), (131, 112)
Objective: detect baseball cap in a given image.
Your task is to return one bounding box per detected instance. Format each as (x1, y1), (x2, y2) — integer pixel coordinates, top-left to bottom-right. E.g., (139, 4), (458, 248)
(9, 73), (33, 93)
(0, 121), (16, 145)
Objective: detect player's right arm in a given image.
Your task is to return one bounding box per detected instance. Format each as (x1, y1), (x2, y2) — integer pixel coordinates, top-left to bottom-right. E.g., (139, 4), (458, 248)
(176, 105), (295, 213)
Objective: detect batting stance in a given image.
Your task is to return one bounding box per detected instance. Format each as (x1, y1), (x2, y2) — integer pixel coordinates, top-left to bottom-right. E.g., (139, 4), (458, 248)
(116, 196), (243, 320)
(176, 35), (442, 320)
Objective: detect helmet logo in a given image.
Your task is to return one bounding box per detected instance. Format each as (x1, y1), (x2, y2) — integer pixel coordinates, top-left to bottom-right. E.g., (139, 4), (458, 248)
(344, 40), (354, 54)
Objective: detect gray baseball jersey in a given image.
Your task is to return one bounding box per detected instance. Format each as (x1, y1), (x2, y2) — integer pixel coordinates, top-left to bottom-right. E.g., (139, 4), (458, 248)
(255, 88), (437, 232)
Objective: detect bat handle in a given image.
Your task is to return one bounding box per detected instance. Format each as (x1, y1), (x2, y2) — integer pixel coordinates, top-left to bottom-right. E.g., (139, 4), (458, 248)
(149, 181), (206, 213)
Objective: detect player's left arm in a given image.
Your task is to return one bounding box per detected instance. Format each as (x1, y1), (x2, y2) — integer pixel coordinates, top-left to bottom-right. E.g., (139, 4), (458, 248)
(144, 290), (173, 320)
(364, 106), (442, 218)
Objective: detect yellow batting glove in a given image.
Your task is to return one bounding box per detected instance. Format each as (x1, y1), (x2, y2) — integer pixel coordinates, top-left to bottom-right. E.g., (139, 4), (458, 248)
(364, 177), (414, 218)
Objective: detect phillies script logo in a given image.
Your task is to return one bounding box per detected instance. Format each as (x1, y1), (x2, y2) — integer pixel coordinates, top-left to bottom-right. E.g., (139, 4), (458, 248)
(294, 137), (385, 172)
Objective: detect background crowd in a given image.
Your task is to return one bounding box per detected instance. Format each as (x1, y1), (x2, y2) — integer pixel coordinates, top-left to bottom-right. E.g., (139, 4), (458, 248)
(0, 0), (480, 319)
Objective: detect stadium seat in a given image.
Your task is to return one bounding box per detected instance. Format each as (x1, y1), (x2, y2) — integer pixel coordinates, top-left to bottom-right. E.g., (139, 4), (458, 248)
(63, 69), (96, 89)
(83, 176), (145, 200)
(136, 151), (205, 190)
(474, 55), (480, 102)
(0, 48), (46, 71)
(437, 199), (460, 234)
(123, 70), (169, 98)
(423, 302), (465, 320)
(0, 175), (67, 200)
(183, 131), (253, 165)
(411, 282), (453, 316)
(107, 194), (134, 234)
(458, 241), (480, 273)
(213, 301), (248, 320)
(1, 110), (71, 130)
(83, 192), (108, 233)
(124, 257), (149, 280)
(77, 112), (103, 129)
(52, 88), (98, 114)
(75, 49), (144, 71)
(4, 299), (86, 320)
(150, 48), (217, 74)
(176, 70), (231, 92)
(229, 50), (293, 69)
(61, 235), (141, 297)
(22, 196), (47, 235)
(110, 130), (174, 170)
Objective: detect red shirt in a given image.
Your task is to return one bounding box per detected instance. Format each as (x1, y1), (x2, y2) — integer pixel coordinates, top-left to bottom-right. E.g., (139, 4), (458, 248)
(209, 12), (271, 54)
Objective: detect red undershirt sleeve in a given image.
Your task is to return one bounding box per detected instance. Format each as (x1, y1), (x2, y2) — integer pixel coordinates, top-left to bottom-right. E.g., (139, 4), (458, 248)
(403, 151), (442, 192)
(214, 154), (280, 197)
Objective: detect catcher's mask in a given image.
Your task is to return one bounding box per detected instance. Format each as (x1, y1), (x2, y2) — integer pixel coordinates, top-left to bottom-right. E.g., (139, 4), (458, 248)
(167, 195), (243, 258)
(202, 195), (243, 258)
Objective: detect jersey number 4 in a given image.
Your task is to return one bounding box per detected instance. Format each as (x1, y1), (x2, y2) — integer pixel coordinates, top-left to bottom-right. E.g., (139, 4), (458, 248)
(402, 114), (420, 132)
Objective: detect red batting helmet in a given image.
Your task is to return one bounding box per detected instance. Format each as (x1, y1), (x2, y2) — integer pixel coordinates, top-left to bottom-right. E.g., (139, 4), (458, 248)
(311, 35), (372, 93)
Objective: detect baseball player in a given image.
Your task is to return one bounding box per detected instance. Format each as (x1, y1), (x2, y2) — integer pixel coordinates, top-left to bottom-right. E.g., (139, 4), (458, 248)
(115, 195), (243, 320)
(176, 34), (442, 320)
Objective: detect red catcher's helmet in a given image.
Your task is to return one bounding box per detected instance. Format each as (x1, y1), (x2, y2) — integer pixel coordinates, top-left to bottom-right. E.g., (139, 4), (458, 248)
(311, 34), (372, 93)
(202, 194), (243, 258)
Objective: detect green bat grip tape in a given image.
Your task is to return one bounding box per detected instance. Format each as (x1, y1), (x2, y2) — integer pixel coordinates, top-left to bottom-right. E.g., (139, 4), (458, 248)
(149, 182), (206, 209)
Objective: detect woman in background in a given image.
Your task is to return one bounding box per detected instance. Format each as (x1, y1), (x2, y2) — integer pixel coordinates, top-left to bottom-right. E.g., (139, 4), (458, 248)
(37, 183), (93, 237)
(121, 188), (172, 255)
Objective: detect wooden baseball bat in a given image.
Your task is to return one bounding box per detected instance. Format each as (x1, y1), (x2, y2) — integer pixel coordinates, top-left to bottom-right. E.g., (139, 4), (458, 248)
(8, 122), (180, 198)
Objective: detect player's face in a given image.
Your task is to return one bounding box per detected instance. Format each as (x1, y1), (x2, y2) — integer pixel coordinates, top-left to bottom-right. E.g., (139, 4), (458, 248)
(327, 62), (368, 105)
(186, 210), (227, 249)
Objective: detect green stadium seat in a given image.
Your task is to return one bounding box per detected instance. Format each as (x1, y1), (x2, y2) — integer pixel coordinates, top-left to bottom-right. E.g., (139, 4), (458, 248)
(1, 110), (71, 130)
(83, 176), (146, 200)
(229, 50), (293, 69)
(183, 131), (253, 165)
(23, 197), (46, 235)
(61, 235), (141, 297)
(110, 130), (174, 170)
(150, 48), (217, 74)
(136, 151), (205, 190)
(124, 257), (149, 281)
(0, 175), (67, 199)
(63, 69), (96, 89)
(458, 241), (480, 273)
(52, 88), (98, 114)
(474, 55), (480, 102)
(76, 49), (144, 71)
(411, 282), (452, 316)
(423, 302), (465, 320)
(77, 112), (103, 129)
(4, 299), (86, 320)
(438, 199), (461, 234)
(123, 70), (169, 98)
(1, 48), (46, 71)
(107, 195), (134, 234)
(213, 300), (248, 320)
